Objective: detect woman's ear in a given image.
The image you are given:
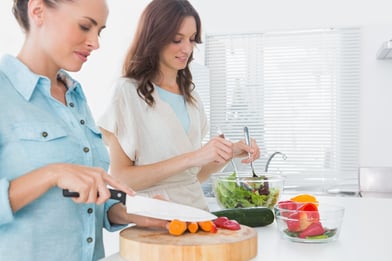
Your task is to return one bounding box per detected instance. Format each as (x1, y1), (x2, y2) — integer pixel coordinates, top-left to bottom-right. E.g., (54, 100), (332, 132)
(28, 0), (45, 27)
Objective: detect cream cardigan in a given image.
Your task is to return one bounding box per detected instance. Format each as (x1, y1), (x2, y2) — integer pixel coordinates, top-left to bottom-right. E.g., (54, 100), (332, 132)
(98, 78), (209, 210)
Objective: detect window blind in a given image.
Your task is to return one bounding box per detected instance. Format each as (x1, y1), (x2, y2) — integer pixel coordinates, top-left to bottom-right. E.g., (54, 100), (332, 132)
(197, 28), (360, 192)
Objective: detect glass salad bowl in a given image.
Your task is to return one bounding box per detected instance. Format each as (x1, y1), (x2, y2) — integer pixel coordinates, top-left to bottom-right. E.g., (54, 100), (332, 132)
(212, 172), (284, 209)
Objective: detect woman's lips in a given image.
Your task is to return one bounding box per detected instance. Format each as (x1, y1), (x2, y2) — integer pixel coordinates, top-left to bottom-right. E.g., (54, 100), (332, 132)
(75, 51), (90, 62)
(176, 56), (188, 63)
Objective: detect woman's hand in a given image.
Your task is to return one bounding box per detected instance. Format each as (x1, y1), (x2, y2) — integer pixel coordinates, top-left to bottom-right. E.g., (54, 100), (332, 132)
(108, 202), (169, 228)
(233, 138), (261, 163)
(191, 136), (233, 166)
(52, 163), (134, 205)
(9, 163), (134, 212)
(194, 136), (260, 183)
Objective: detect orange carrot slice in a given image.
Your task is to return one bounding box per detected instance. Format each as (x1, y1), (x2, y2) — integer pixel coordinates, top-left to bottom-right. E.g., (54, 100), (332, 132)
(187, 222), (199, 233)
(198, 220), (217, 233)
(168, 219), (187, 236)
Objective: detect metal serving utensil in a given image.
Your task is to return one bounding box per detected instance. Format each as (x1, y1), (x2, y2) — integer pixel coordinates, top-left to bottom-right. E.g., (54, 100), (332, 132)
(216, 127), (253, 191)
(244, 126), (258, 178)
(216, 127), (242, 187)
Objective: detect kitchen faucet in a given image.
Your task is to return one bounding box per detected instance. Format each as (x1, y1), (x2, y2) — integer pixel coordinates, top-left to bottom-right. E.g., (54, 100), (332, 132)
(265, 152), (287, 172)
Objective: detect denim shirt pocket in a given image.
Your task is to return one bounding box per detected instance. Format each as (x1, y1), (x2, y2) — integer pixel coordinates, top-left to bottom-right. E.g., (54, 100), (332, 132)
(13, 122), (68, 142)
(5, 122), (72, 173)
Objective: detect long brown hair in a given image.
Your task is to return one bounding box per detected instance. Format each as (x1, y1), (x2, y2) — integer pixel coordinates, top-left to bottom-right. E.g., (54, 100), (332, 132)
(122, 0), (202, 107)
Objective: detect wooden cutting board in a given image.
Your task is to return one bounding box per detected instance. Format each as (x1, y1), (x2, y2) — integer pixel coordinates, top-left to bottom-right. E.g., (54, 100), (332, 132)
(120, 225), (257, 261)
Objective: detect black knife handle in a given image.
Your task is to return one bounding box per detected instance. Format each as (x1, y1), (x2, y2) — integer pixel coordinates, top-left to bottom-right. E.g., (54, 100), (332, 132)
(62, 189), (126, 205)
(109, 189), (127, 205)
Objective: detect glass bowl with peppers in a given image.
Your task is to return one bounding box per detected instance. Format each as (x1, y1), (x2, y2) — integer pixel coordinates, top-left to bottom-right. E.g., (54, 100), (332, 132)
(274, 197), (345, 243)
(212, 172), (284, 209)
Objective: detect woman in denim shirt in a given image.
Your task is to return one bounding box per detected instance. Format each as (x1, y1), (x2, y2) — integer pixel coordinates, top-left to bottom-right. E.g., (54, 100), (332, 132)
(0, 0), (167, 260)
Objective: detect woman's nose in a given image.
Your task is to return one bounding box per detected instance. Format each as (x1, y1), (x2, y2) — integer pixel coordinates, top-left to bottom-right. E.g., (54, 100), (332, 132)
(86, 33), (100, 50)
(182, 40), (194, 53)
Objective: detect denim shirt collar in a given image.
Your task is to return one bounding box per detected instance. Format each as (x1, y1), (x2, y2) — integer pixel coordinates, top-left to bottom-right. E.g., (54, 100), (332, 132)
(0, 54), (86, 101)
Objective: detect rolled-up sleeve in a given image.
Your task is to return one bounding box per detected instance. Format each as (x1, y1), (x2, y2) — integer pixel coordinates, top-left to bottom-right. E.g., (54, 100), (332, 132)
(103, 199), (127, 232)
(0, 179), (14, 225)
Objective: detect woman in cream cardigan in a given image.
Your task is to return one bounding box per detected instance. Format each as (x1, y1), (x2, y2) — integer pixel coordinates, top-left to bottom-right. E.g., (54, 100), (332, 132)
(98, 0), (260, 210)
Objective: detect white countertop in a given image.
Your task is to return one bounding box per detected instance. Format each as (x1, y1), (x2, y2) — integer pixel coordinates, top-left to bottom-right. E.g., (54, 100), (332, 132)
(101, 195), (392, 261)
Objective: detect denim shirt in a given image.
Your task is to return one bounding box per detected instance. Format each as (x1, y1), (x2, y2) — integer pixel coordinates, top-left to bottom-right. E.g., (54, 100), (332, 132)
(0, 55), (124, 261)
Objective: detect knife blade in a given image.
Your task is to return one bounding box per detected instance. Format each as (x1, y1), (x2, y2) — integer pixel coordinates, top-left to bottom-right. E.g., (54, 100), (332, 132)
(62, 188), (126, 205)
(125, 195), (217, 222)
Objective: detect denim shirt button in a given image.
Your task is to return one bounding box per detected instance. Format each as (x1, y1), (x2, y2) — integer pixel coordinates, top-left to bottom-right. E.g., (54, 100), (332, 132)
(41, 131), (48, 138)
(86, 237), (93, 243)
(69, 102), (74, 107)
(87, 208), (93, 214)
(83, 147), (90, 153)
(80, 119), (85, 125)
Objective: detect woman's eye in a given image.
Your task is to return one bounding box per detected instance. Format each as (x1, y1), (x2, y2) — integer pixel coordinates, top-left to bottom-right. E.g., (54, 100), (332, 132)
(79, 24), (90, 32)
(173, 39), (181, 44)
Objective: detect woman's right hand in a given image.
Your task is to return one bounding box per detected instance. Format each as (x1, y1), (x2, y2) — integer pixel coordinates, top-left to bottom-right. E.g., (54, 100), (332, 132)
(52, 163), (134, 205)
(191, 136), (233, 166)
(9, 163), (133, 212)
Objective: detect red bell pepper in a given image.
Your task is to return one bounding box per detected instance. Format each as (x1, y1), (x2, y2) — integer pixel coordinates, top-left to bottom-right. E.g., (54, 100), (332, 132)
(285, 206), (320, 232)
(298, 202), (318, 211)
(278, 200), (298, 210)
(299, 222), (325, 238)
(278, 200), (298, 218)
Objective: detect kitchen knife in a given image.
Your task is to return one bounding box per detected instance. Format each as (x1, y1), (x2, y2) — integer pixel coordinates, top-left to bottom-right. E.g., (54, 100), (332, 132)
(63, 189), (216, 222)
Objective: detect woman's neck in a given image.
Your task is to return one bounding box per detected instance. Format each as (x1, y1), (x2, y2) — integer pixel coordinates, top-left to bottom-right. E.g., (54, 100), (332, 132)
(18, 40), (67, 105)
(154, 75), (180, 94)
(17, 38), (59, 84)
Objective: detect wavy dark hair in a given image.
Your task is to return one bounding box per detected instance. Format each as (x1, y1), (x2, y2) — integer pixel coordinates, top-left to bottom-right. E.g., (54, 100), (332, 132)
(122, 0), (202, 107)
(12, 0), (70, 32)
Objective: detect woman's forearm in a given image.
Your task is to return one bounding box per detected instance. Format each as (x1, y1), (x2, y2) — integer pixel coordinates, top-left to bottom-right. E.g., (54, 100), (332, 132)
(111, 151), (196, 191)
(8, 165), (56, 213)
(197, 162), (227, 183)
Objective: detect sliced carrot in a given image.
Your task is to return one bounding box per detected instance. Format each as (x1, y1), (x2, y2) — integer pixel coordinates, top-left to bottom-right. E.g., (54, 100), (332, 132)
(167, 219), (187, 236)
(187, 222), (199, 233)
(198, 220), (217, 233)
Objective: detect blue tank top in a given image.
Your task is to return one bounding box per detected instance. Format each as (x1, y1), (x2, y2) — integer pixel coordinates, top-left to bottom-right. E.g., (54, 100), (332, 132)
(156, 86), (190, 132)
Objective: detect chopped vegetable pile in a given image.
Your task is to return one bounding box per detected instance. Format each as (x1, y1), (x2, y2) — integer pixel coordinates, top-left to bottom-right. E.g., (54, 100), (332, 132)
(167, 220), (217, 236)
(167, 217), (241, 236)
(214, 172), (281, 209)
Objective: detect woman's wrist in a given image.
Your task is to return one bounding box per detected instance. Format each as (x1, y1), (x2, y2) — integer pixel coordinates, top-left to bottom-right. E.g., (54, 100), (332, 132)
(108, 202), (128, 225)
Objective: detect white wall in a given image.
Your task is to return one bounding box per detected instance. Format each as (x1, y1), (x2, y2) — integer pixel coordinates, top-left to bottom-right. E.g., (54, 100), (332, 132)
(1, 0), (392, 167)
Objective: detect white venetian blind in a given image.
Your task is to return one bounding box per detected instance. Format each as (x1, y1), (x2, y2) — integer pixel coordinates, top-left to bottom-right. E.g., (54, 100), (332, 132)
(200, 28), (360, 191)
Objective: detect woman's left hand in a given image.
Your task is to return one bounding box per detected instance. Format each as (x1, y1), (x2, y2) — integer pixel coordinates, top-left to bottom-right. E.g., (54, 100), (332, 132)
(108, 202), (169, 228)
(232, 138), (260, 163)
